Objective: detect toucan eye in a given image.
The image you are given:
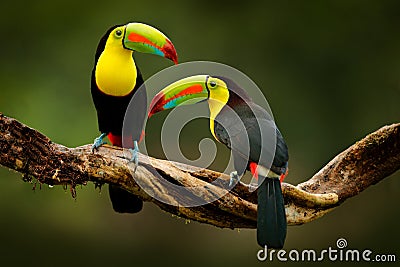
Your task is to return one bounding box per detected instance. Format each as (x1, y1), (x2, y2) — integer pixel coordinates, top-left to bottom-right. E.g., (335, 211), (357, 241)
(115, 30), (123, 37)
(210, 81), (217, 88)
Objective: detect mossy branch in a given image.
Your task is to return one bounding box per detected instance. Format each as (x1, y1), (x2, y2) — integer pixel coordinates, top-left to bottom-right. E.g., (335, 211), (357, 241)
(0, 113), (399, 228)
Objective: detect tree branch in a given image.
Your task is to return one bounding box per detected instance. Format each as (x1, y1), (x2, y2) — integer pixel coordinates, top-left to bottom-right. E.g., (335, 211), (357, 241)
(0, 113), (399, 228)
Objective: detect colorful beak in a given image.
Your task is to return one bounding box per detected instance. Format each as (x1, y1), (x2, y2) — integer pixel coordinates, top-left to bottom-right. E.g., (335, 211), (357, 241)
(149, 75), (209, 117)
(123, 22), (178, 64)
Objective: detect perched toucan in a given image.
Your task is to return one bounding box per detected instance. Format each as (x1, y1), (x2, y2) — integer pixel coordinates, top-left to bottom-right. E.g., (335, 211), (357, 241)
(91, 22), (178, 213)
(148, 75), (288, 248)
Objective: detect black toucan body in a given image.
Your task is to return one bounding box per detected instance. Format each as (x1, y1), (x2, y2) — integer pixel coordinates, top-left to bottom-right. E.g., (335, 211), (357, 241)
(149, 75), (288, 248)
(91, 23), (177, 213)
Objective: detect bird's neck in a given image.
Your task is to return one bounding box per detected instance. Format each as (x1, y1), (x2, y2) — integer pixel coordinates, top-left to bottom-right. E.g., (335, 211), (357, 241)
(95, 47), (137, 96)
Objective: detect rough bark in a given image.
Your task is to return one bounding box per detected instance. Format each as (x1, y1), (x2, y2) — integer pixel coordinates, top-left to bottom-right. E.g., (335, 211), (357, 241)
(0, 113), (399, 228)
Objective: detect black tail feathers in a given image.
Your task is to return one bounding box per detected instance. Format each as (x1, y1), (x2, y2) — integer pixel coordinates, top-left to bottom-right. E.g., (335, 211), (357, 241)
(108, 185), (143, 213)
(257, 178), (287, 248)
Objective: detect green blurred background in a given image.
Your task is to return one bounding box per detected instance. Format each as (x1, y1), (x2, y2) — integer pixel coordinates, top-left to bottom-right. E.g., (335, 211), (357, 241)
(0, 1), (399, 266)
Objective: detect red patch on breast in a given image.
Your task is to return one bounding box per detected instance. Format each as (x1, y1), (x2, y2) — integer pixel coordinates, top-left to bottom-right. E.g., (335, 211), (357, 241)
(107, 133), (134, 148)
(107, 133), (122, 147)
(280, 168), (289, 183)
(249, 162), (259, 180)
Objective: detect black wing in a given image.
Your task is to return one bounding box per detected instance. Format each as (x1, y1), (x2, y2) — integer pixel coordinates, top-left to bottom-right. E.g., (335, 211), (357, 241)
(214, 102), (288, 175)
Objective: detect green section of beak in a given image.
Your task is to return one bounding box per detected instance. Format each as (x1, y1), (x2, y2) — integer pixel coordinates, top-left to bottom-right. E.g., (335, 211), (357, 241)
(124, 23), (178, 64)
(149, 75), (209, 117)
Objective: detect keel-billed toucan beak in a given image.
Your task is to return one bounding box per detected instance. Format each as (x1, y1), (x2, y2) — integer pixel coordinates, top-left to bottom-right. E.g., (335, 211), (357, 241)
(149, 75), (210, 117)
(124, 22), (178, 64)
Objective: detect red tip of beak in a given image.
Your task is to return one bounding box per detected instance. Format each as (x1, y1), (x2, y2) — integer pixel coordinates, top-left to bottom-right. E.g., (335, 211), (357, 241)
(148, 92), (166, 118)
(163, 39), (178, 64)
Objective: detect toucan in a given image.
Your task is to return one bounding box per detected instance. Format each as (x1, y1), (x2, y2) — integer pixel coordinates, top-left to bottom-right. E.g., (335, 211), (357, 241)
(91, 22), (178, 213)
(148, 75), (288, 248)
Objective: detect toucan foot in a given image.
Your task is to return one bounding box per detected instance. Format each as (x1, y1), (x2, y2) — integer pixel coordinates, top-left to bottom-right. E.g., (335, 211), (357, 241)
(129, 140), (140, 172)
(92, 133), (107, 152)
(249, 182), (258, 191)
(229, 171), (239, 187)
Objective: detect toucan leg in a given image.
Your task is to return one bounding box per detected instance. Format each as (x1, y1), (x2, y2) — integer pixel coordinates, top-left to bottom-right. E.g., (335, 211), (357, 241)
(129, 140), (140, 172)
(92, 133), (107, 152)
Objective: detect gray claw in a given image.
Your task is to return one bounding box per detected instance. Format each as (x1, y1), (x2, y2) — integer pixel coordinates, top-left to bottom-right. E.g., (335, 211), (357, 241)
(229, 171), (239, 187)
(92, 133), (107, 152)
(249, 182), (258, 191)
(129, 140), (140, 173)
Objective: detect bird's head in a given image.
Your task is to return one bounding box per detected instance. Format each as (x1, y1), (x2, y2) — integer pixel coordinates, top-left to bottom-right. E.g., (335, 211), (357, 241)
(148, 74), (255, 118)
(96, 22), (178, 64)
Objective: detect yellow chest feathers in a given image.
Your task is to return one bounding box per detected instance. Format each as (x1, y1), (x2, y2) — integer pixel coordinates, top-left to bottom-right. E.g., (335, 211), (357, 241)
(95, 47), (137, 96)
